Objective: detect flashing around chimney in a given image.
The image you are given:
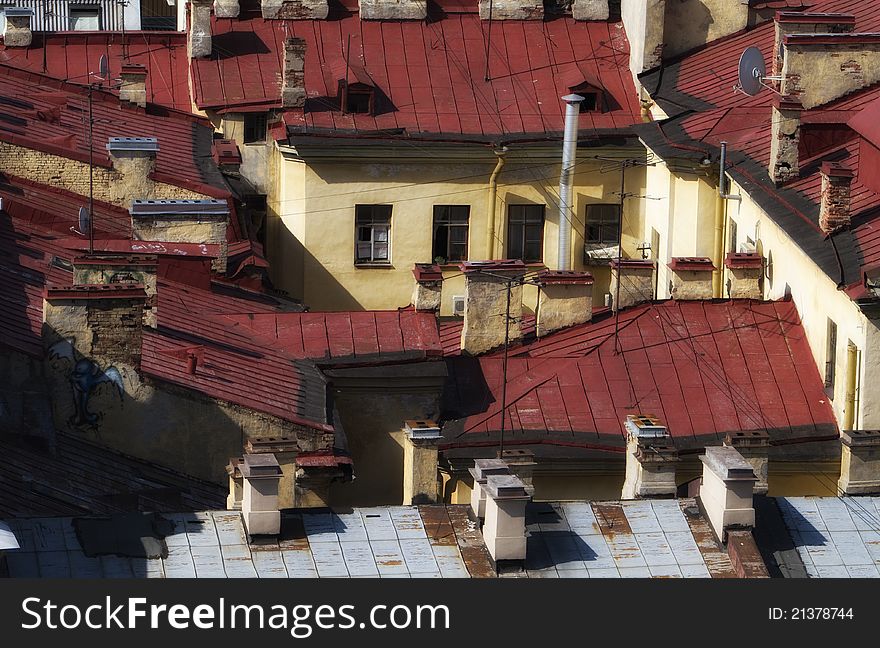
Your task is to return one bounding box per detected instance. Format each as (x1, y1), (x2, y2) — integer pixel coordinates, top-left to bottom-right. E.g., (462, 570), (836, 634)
(838, 430), (880, 495)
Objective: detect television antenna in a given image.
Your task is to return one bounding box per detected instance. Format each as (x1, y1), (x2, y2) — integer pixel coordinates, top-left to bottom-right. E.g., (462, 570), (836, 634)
(734, 46), (783, 97)
(84, 54), (109, 254)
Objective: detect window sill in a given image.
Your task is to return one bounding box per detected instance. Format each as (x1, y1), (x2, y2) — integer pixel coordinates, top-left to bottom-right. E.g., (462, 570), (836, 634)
(355, 262), (395, 269)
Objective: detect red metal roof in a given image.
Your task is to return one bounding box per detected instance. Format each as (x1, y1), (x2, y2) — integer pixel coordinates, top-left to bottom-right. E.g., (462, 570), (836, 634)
(0, 32), (192, 112)
(0, 63), (229, 198)
(441, 300), (836, 453)
(190, 2), (641, 138)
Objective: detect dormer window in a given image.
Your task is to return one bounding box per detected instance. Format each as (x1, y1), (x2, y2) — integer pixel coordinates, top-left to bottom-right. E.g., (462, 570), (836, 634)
(570, 82), (605, 113)
(340, 81), (375, 115)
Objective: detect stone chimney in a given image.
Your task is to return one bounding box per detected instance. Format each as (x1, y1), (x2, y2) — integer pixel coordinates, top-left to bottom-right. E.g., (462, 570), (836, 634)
(769, 96), (801, 185)
(773, 12), (856, 79)
(482, 474), (530, 563)
(72, 256), (158, 328)
(282, 38), (307, 109)
(535, 270), (593, 337)
(698, 445), (757, 543)
(819, 161), (854, 234)
(478, 0), (542, 20)
(572, 0), (608, 21)
(119, 65), (148, 108)
(189, 0), (213, 59)
(402, 419), (441, 505)
(724, 430), (770, 495)
(668, 257), (715, 300)
(468, 458), (509, 520)
(359, 0), (426, 20)
(2, 8), (34, 48)
(500, 448), (536, 494)
(411, 263), (443, 312)
(106, 137), (159, 204)
(837, 430), (880, 495)
(780, 33), (880, 109)
(459, 260), (526, 356)
(262, 0), (329, 19)
(129, 199), (231, 273)
(44, 284), (148, 370)
(240, 453), (284, 537)
(609, 258), (655, 311)
(621, 415), (679, 500)
(214, 0), (240, 18)
(724, 252), (763, 300)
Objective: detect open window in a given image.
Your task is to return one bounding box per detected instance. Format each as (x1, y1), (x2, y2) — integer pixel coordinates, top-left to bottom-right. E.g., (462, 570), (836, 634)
(340, 82), (376, 115)
(569, 81), (606, 113)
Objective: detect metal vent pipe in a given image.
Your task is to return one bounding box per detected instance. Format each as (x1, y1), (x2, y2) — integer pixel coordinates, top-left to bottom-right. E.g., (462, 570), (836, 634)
(557, 94), (584, 270)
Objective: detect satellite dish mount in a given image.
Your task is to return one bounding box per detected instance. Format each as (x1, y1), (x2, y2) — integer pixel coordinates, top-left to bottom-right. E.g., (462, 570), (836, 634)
(734, 47), (784, 97)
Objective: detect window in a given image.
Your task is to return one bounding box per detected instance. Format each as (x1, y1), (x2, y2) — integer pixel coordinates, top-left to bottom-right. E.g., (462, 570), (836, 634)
(243, 113), (268, 144)
(355, 205), (391, 264)
(569, 82), (605, 113)
(69, 6), (102, 31)
(507, 205), (544, 263)
(432, 206), (470, 264)
(585, 204), (621, 246)
(825, 318), (838, 392)
(579, 92), (599, 113)
(341, 82), (375, 115)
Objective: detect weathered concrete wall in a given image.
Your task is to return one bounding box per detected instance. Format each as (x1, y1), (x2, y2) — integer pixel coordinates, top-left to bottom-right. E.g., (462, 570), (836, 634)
(536, 282), (593, 337)
(782, 41), (880, 110)
(572, 0), (609, 21)
(610, 263), (654, 310)
(262, 0), (329, 19)
(620, 0), (666, 81)
(477, 0), (542, 20)
(131, 216), (228, 272)
(662, 0), (749, 60)
(214, 0), (240, 18)
(3, 15), (33, 48)
(221, 114), (270, 194)
(360, 0), (426, 20)
(727, 267), (762, 299)
(189, 0), (212, 59)
(461, 275), (523, 355)
(403, 437), (440, 504)
(0, 141), (207, 208)
(670, 270), (713, 300)
(769, 102), (801, 184)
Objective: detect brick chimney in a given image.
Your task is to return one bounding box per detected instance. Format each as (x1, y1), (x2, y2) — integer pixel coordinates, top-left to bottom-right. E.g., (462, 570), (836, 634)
(359, 0), (426, 20)
(189, 0), (213, 59)
(214, 0), (240, 18)
(411, 263), (443, 312)
(459, 260), (526, 356)
(129, 199), (231, 273)
(780, 33), (880, 109)
(572, 0), (608, 21)
(668, 257), (715, 300)
(262, 0), (329, 18)
(773, 12), (856, 79)
(281, 38), (307, 109)
(819, 161), (854, 234)
(609, 258), (655, 311)
(468, 458), (509, 520)
(2, 8), (34, 48)
(621, 415), (679, 500)
(769, 96), (801, 184)
(477, 0), (542, 20)
(724, 252), (763, 300)
(73, 255), (158, 327)
(481, 474), (530, 563)
(402, 419), (441, 505)
(534, 270), (593, 337)
(240, 453), (284, 537)
(106, 137), (159, 204)
(837, 429), (880, 495)
(698, 445), (757, 543)
(43, 284), (148, 370)
(119, 65), (148, 108)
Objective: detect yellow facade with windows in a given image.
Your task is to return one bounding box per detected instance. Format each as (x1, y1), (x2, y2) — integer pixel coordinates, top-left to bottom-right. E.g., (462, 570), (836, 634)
(265, 140), (648, 315)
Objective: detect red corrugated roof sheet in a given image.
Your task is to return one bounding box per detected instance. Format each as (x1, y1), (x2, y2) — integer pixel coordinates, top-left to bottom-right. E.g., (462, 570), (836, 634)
(190, 2), (641, 138)
(441, 300), (836, 453)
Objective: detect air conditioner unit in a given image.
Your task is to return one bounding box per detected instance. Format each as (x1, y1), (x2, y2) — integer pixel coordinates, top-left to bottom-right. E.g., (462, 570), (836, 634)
(624, 414), (668, 439)
(452, 295), (465, 317)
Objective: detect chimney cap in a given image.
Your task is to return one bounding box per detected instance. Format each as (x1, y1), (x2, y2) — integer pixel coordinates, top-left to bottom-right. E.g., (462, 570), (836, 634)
(609, 258), (654, 269)
(724, 429), (771, 448)
(240, 453), (283, 479)
(73, 254), (158, 267)
(724, 252), (763, 269)
(3, 7), (35, 16)
(700, 446), (756, 481)
(106, 137), (159, 153)
(459, 259), (527, 274)
(775, 11), (855, 25)
(120, 63), (148, 76)
(624, 414), (668, 439)
(412, 263), (443, 282)
(484, 474), (529, 499)
(130, 199), (230, 217)
(45, 284), (148, 301)
(783, 32), (880, 47)
(471, 458), (510, 482)
(562, 93), (585, 104)
(404, 419), (442, 439)
(535, 269), (594, 286)
(840, 429), (880, 448)
(821, 161), (854, 179)
(668, 256), (715, 272)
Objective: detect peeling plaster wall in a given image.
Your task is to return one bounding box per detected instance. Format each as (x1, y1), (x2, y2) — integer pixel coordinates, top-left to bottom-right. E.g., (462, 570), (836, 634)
(782, 43), (880, 110)
(662, 0), (749, 60)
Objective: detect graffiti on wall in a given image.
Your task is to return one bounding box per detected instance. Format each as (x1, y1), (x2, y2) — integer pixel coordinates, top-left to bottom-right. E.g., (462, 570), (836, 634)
(48, 338), (125, 427)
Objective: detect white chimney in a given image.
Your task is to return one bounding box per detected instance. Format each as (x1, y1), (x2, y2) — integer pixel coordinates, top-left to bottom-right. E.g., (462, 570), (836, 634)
(240, 453), (284, 537)
(698, 446), (757, 543)
(838, 430), (880, 495)
(482, 474), (530, 563)
(621, 414), (679, 499)
(468, 458), (510, 519)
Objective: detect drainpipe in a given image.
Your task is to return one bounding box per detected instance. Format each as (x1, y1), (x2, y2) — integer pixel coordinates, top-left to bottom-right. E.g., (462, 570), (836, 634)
(486, 147), (508, 259)
(558, 94), (584, 271)
(843, 341), (859, 430)
(715, 142), (742, 297)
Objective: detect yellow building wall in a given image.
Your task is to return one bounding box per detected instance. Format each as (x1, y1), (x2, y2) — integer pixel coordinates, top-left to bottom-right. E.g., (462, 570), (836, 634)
(267, 147), (647, 314)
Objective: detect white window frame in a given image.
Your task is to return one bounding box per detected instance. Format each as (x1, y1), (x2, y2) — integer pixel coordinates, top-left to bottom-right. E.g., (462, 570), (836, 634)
(355, 205), (392, 265)
(69, 5), (102, 31)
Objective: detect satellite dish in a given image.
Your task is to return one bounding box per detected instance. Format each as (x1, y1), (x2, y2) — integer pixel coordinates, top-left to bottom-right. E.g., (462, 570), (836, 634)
(737, 46), (766, 97)
(98, 54), (109, 81)
(78, 207), (90, 235)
